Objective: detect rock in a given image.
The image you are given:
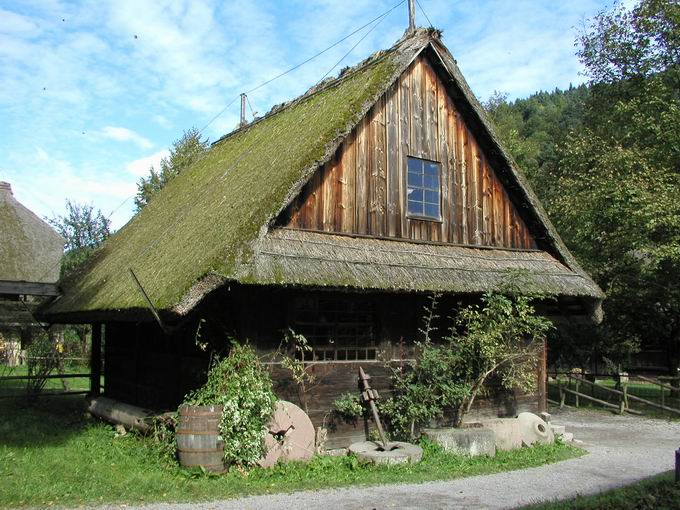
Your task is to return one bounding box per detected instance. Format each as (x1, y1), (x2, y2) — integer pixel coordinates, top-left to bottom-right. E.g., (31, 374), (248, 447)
(562, 432), (574, 443)
(422, 427), (496, 457)
(540, 412), (551, 423)
(472, 418), (522, 451)
(517, 412), (554, 446)
(349, 441), (423, 465)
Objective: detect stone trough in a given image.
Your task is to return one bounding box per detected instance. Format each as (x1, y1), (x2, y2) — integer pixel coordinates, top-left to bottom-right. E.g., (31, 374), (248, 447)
(349, 441), (423, 465)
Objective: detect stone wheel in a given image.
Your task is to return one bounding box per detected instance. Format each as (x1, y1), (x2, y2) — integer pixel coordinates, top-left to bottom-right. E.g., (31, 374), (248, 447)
(258, 401), (315, 468)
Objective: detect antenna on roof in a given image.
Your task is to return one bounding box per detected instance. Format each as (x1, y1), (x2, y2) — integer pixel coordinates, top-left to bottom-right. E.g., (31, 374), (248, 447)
(408, 0), (416, 33)
(239, 93), (247, 127)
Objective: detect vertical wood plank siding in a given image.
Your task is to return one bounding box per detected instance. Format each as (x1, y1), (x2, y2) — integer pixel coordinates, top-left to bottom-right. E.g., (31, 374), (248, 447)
(285, 56), (536, 250)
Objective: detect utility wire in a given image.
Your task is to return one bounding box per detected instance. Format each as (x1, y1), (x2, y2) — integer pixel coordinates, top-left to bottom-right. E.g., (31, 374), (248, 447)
(415, 0), (434, 28)
(317, 1), (404, 84)
(199, 0), (407, 134)
(33, 1), (411, 306)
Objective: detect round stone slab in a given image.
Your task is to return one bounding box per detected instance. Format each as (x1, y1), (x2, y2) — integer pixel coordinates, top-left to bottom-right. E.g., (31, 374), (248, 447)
(349, 441), (423, 465)
(258, 401), (315, 468)
(517, 412), (555, 446)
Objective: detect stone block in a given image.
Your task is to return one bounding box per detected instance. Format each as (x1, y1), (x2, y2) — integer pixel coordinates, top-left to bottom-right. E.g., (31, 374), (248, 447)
(474, 418), (522, 451)
(422, 427), (496, 457)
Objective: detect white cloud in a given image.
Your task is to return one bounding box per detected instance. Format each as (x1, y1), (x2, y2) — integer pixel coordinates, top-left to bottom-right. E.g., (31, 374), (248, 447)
(125, 149), (169, 177)
(98, 126), (153, 149)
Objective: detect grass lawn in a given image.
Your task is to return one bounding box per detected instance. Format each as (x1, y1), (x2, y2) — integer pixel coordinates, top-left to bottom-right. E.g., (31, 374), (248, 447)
(526, 472), (680, 509)
(0, 396), (583, 509)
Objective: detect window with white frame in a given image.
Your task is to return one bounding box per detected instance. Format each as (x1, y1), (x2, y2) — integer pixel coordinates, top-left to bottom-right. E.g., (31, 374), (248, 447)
(407, 156), (441, 220)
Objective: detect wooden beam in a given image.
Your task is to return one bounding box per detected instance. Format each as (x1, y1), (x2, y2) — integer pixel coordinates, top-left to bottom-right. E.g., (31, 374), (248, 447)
(90, 323), (102, 396)
(0, 280), (60, 296)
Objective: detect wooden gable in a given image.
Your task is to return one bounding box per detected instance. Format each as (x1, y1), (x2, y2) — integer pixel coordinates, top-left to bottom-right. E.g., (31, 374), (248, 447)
(280, 54), (535, 249)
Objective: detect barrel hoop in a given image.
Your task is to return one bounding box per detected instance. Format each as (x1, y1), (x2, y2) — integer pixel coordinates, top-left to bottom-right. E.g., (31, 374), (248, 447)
(178, 462), (225, 470)
(177, 447), (224, 453)
(176, 430), (221, 436)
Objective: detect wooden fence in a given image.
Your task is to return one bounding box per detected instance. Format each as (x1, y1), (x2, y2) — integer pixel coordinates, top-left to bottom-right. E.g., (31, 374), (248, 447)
(0, 357), (98, 399)
(548, 372), (680, 416)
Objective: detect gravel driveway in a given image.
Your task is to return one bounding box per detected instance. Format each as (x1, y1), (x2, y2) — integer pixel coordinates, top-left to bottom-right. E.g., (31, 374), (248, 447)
(100, 409), (680, 510)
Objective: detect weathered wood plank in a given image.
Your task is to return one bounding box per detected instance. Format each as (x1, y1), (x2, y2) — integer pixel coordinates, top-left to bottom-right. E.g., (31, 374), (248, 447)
(355, 116), (369, 234)
(0, 281), (60, 296)
(410, 58), (424, 159)
(369, 97), (387, 236)
(398, 70), (411, 238)
(386, 83), (400, 237)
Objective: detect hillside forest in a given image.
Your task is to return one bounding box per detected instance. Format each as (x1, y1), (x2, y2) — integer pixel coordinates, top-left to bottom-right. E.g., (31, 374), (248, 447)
(484, 0), (680, 374)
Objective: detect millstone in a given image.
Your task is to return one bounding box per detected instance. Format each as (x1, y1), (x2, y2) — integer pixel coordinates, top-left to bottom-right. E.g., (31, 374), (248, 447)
(517, 412), (554, 446)
(258, 401), (315, 468)
(348, 440), (423, 465)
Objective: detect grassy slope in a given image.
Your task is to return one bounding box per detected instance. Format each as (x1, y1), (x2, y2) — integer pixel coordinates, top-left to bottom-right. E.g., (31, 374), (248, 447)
(0, 396), (582, 509)
(527, 472), (680, 510)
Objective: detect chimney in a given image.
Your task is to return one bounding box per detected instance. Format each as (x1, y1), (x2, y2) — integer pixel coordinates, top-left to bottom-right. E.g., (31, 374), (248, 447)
(0, 181), (12, 195)
(239, 93), (247, 128)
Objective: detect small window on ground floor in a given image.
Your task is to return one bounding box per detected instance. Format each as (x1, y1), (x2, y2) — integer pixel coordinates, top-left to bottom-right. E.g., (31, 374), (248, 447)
(292, 296), (377, 361)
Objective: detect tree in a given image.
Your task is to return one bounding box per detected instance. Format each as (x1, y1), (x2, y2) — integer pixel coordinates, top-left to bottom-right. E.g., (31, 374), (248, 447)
(551, 0), (680, 371)
(376, 291), (552, 439)
(135, 128), (209, 210)
(48, 200), (111, 276)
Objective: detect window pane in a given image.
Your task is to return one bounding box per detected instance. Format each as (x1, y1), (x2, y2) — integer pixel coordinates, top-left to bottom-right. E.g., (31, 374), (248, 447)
(424, 162), (439, 177)
(424, 190), (439, 204)
(424, 203), (440, 218)
(408, 188), (423, 201)
(407, 172), (422, 187)
(424, 174), (439, 190)
(408, 201), (423, 215)
(407, 157), (422, 174)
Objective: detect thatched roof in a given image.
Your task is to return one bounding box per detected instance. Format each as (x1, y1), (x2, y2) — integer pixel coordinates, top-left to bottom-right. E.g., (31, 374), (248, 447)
(0, 182), (64, 285)
(41, 29), (602, 323)
(245, 229), (602, 298)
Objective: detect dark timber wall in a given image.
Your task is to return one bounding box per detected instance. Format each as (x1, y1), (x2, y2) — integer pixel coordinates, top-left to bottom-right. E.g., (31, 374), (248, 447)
(103, 286), (542, 448)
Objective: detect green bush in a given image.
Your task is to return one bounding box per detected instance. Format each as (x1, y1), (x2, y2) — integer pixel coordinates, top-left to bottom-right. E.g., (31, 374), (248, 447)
(183, 342), (277, 467)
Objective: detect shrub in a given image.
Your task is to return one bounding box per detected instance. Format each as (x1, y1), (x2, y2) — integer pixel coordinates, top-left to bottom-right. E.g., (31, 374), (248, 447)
(183, 342), (277, 468)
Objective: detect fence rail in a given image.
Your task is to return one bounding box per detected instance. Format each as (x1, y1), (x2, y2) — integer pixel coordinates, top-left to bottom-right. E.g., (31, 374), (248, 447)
(549, 372), (680, 416)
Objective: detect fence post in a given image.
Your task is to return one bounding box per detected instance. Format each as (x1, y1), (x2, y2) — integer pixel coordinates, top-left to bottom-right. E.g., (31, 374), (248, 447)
(661, 381), (666, 414)
(575, 378), (580, 408)
(90, 323), (102, 397)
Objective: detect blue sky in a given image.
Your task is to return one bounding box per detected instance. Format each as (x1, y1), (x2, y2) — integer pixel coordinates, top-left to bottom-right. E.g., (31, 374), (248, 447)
(0, 0), (618, 229)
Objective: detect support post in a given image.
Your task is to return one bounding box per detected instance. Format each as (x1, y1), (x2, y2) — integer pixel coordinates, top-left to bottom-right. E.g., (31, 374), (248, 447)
(408, 0), (416, 33)
(538, 337), (547, 414)
(240, 93), (247, 127)
(90, 323), (102, 397)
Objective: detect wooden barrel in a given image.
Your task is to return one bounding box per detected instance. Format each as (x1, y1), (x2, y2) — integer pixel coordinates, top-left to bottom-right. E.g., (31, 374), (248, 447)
(176, 404), (225, 472)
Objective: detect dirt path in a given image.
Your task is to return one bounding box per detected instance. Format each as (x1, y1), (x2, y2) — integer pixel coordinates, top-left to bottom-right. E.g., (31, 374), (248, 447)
(101, 409), (680, 509)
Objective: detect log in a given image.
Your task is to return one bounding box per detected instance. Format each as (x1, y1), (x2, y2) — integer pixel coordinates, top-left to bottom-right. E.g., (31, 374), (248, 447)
(87, 396), (155, 433)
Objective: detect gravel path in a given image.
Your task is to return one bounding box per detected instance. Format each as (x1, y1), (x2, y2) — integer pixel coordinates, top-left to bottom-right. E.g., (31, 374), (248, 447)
(100, 409), (680, 510)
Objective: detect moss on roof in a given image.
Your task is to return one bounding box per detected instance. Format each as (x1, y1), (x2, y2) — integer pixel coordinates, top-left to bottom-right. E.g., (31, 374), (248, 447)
(0, 183), (64, 284)
(44, 35), (418, 318)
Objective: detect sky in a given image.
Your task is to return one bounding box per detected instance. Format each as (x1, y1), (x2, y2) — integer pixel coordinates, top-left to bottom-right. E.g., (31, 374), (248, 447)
(0, 0), (619, 230)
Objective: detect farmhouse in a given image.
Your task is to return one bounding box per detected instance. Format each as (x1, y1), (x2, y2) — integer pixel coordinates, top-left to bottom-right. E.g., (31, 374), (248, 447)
(40, 29), (602, 446)
(1, 181), (63, 359)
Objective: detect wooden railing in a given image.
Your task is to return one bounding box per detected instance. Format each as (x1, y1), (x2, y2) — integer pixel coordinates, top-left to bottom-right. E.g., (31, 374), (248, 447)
(548, 373), (680, 416)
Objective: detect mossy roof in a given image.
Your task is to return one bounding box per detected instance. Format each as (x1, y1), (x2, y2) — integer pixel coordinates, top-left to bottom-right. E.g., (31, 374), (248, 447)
(42, 31), (431, 321)
(0, 182), (64, 284)
(42, 29), (602, 323)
